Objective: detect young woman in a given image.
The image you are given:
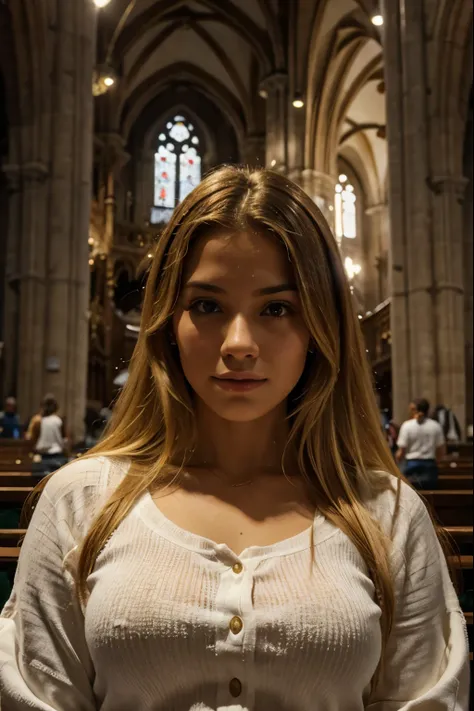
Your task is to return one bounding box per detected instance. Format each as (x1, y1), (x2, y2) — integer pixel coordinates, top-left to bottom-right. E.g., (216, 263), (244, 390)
(0, 167), (469, 710)
(28, 394), (70, 478)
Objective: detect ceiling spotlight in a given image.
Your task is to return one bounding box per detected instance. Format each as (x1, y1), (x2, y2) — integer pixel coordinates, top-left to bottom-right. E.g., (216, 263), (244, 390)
(371, 14), (384, 26)
(93, 0), (112, 7)
(292, 93), (304, 109)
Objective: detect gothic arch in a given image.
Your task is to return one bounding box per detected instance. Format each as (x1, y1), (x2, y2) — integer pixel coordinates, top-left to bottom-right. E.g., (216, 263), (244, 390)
(7, 0), (49, 164)
(142, 105), (217, 168)
(120, 62), (246, 156)
(113, 0), (274, 75)
(303, 2), (385, 199)
(125, 22), (250, 111)
(431, 0), (473, 177)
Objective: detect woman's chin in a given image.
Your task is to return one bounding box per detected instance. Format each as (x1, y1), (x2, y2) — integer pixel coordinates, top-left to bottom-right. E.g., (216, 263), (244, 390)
(198, 396), (283, 424)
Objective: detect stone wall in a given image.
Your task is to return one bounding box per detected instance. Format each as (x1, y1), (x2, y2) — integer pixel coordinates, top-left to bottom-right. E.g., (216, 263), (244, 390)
(1, 0), (96, 439)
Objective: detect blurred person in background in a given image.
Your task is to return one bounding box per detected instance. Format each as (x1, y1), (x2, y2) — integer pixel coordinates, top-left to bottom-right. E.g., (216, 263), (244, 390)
(28, 394), (70, 477)
(396, 398), (446, 490)
(0, 397), (21, 439)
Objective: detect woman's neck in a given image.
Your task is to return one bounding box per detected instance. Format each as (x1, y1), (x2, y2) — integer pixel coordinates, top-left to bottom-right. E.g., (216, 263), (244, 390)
(189, 401), (292, 482)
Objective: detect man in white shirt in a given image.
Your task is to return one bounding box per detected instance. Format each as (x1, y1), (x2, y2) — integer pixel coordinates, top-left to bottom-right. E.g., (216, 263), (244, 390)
(396, 398), (446, 489)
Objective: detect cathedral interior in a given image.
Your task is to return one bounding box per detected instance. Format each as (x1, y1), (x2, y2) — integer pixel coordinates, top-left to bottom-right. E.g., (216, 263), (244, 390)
(0, 1), (473, 704)
(0, 0), (472, 441)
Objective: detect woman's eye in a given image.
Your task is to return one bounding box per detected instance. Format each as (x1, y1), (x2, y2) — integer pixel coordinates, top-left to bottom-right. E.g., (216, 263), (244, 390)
(262, 302), (293, 318)
(189, 299), (221, 315)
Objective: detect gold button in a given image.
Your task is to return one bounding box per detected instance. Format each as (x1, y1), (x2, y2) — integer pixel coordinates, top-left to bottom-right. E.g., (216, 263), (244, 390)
(229, 616), (243, 635)
(232, 562), (243, 574)
(229, 677), (242, 698)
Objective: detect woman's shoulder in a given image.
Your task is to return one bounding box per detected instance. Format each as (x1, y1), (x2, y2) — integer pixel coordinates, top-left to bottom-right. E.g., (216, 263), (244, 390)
(361, 470), (430, 540)
(41, 455), (130, 518)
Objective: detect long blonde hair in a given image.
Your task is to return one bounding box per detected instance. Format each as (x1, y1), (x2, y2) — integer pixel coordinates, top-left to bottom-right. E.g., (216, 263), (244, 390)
(24, 166), (457, 693)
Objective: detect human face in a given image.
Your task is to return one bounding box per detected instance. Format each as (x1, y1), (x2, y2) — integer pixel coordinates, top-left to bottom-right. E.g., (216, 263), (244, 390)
(4, 398), (16, 414)
(408, 402), (417, 418)
(172, 230), (311, 423)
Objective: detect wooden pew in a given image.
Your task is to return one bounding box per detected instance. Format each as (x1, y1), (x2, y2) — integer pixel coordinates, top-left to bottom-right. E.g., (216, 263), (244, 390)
(0, 440), (34, 467)
(0, 472), (42, 488)
(447, 443), (473, 458)
(438, 474), (473, 490)
(0, 487), (34, 505)
(439, 461), (473, 476)
(443, 526), (473, 543)
(0, 529), (27, 546)
(420, 490), (473, 526)
(0, 547), (20, 563)
(448, 555), (473, 569)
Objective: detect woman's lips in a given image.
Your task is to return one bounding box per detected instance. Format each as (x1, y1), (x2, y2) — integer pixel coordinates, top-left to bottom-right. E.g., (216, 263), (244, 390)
(211, 377), (267, 392)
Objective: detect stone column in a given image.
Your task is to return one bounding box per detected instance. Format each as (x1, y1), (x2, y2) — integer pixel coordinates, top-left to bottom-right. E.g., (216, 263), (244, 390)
(430, 175), (469, 429)
(298, 169), (337, 232)
(42, 0), (96, 440)
(97, 133), (130, 245)
(383, 0), (467, 430)
(135, 149), (155, 225)
(2, 162), (49, 414)
(365, 203), (390, 308)
(463, 116), (473, 429)
(259, 73), (288, 172)
(242, 134), (265, 168)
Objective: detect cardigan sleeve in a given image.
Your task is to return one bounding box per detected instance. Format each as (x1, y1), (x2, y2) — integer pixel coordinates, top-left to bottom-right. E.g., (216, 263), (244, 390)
(0, 466), (100, 710)
(366, 492), (471, 710)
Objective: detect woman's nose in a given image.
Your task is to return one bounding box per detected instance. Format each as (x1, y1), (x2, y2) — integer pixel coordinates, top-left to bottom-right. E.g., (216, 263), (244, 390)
(221, 314), (259, 360)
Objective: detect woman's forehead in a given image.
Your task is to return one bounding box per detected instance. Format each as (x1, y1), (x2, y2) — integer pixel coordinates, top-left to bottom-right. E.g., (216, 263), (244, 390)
(182, 229), (293, 282)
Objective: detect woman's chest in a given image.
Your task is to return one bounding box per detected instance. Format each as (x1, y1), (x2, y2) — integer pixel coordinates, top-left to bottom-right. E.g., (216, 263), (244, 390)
(85, 529), (382, 695)
(150, 482), (316, 557)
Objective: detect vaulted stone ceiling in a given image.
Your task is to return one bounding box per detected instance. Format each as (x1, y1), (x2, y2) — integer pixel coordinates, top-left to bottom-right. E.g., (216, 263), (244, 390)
(96, 0), (386, 194)
(97, 0), (286, 153)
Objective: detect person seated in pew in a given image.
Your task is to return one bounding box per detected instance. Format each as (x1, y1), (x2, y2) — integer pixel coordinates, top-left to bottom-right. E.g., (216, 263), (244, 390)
(396, 398), (446, 490)
(0, 397), (22, 439)
(0, 167), (470, 710)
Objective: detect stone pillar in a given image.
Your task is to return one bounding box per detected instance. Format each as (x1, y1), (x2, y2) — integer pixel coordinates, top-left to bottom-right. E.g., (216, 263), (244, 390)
(298, 169), (337, 232)
(39, 0), (96, 440)
(383, 0), (467, 430)
(97, 133), (130, 244)
(365, 203), (390, 308)
(2, 162), (49, 414)
(259, 73), (288, 172)
(242, 134), (265, 168)
(430, 175), (469, 429)
(463, 115), (473, 429)
(135, 149), (155, 225)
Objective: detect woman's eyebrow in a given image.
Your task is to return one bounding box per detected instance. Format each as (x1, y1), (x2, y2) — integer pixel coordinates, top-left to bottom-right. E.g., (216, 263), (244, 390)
(183, 281), (297, 296)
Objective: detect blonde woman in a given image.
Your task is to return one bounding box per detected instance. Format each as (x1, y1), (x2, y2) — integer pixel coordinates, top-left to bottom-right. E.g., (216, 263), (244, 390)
(0, 167), (469, 709)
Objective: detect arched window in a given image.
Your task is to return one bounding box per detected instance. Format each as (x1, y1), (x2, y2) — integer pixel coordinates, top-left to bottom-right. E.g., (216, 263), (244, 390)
(335, 174), (357, 240)
(151, 115), (202, 224)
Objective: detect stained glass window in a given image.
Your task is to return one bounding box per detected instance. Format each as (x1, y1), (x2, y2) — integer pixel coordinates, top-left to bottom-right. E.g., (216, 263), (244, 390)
(179, 146), (202, 202)
(151, 115), (201, 224)
(154, 145), (176, 208)
(335, 174), (357, 240)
